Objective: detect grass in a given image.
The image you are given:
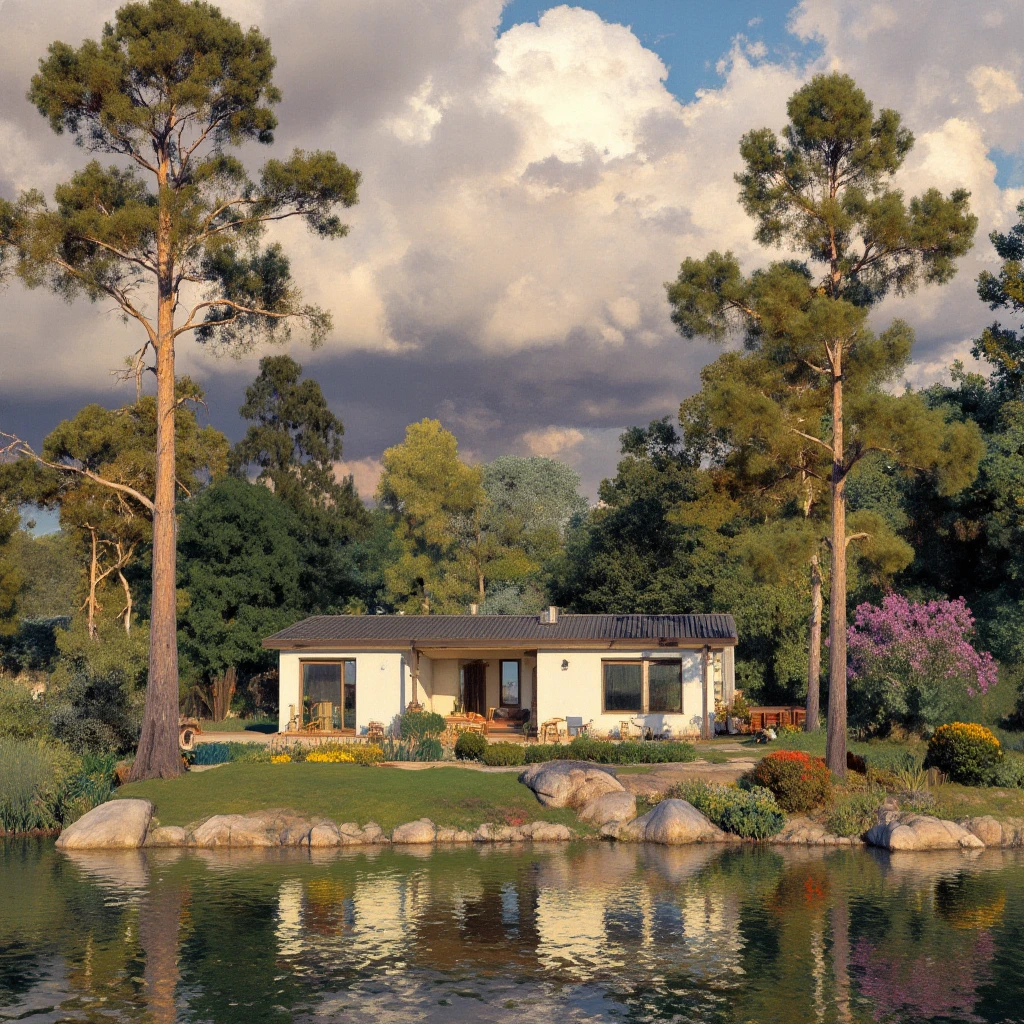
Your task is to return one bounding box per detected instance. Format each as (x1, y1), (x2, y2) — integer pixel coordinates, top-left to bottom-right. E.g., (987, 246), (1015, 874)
(930, 782), (1024, 822)
(116, 762), (583, 832)
(749, 729), (928, 765)
(197, 718), (277, 734)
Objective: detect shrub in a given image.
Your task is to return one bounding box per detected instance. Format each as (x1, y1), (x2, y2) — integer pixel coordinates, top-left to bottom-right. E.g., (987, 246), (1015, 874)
(924, 722), (1003, 786)
(48, 669), (143, 754)
(744, 750), (833, 812)
(481, 742), (526, 767)
(825, 793), (882, 837)
(399, 710), (446, 741)
(0, 738), (96, 834)
(523, 737), (697, 765)
(670, 780), (784, 838)
(0, 679), (49, 741)
(271, 753), (291, 764)
(992, 753), (1024, 789)
(455, 731), (487, 761)
(192, 742), (232, 766)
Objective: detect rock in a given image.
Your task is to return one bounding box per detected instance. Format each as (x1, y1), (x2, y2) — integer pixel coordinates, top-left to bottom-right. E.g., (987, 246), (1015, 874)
(280, 822), (313, 846)
(473, 823), (521, 842)
(191, 814), (277, 848)
(436, 828), (475, 843)
(522, 821), (572, 841)
(865, 812), (985, 851)
(309, 823), (342, 847)
(769, 815), (858, 846)
(961, 815), (1006, 847)
(360, 822), (388, 844)
(392, 818), (437, 844)
(56, 799), (153, 850)
(618, 775), (669, 800)
(144, 825), (188, 847)
(617, 799), (723, 845)
(577, 790), (637, 826)
(519, 761), (623, 809)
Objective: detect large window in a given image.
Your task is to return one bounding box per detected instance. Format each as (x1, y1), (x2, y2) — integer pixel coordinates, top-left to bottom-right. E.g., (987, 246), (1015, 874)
(603, 657), (708, 715)
(500, 660), (521, 707)
(603, 662), (643, 712)
(648, 660), (683, 714)
(301, 660), (356, 730)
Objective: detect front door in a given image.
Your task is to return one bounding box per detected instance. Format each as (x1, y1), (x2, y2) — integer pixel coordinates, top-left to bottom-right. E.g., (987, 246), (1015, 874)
(464, 661), (487, 716)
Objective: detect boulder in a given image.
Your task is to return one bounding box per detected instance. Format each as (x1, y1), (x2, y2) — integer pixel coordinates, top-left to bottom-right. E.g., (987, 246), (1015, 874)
(309, 823), (342, 847)
(577, 790), (636, 826)
(144, 825), (188, 847)
(360, 822), (388, 844)
(961, 815), (1008, 847)
(865, 812), (985, 851)
(56, 799), (153, 850)
(436, 827), (475, 843)
(473, 823), (524, 842)
(392, 818), (437, 844)
(191, 814), (278, 848)
(519, 761), (623, 809)
(617, 799), (723, 845)
(522, 821), (573, 841)
(280, 822), (314, 846)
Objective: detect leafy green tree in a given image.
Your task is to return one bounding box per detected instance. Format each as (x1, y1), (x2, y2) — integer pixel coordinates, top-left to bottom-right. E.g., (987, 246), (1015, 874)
(376, 419), (485, 613)
(2, 530), (79, 621)
(177, 477), (306, 718)
(0, 0), (359, 778)
(0, 504), (25, 636)
(666, 73), (980, 772)
(4, 387), (228, 639)
(230, 354), (366, 537)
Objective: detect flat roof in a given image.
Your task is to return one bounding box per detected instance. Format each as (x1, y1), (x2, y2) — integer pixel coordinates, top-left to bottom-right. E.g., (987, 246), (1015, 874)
(263, 613), (737, 650)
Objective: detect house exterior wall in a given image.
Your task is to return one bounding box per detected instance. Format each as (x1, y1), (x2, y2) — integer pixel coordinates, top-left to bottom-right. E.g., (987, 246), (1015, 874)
(277, 646), (729, 737)
(535, 648), (734, 739)
(277, 650), (407, 734)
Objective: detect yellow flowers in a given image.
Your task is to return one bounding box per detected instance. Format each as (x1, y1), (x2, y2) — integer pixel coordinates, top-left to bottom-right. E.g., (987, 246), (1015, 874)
(270, 754), (292, 764)
(307, 748), (356, 763)
(933, 722), (1000, 750)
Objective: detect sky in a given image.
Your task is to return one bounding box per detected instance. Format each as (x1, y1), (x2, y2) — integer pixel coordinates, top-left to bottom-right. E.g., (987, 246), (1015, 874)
(2, 0), (1024, 517)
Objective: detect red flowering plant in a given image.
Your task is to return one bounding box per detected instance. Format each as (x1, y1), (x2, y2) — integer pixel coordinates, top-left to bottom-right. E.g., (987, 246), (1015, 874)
(846, 595), (998, 735)
(744, 750), (833, 812)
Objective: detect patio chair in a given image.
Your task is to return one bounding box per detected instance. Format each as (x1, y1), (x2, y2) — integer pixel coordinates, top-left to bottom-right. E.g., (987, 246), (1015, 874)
(566, 716), (591, 738)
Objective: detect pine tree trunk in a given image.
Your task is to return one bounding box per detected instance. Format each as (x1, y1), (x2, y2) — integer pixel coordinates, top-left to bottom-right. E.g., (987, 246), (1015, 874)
(825, 349), (847, 776)
(805, 553), (822, 731)
(130, 156), (181, 781)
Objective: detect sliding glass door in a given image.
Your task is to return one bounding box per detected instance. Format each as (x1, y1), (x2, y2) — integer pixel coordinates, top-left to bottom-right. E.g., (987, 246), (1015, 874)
(301, 661), (356, 731)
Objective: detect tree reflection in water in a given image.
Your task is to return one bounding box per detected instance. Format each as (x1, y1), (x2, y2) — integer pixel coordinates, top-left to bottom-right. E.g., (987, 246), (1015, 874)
(1, 840), (1023, 1022)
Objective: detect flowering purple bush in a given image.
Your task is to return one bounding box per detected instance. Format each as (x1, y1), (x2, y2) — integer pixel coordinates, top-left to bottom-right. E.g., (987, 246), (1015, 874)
(846, 595), (998, 734)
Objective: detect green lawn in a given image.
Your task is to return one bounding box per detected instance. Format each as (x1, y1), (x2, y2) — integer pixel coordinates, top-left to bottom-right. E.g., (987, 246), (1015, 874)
(116, 763), (582, 832)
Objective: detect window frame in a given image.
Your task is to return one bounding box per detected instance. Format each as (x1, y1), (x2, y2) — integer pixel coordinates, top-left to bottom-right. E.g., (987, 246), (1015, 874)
(499, 659), (521, 708)
(601, 656), (703, 716)
(299, 659), (357, 732)
(601, 659), (644, 714)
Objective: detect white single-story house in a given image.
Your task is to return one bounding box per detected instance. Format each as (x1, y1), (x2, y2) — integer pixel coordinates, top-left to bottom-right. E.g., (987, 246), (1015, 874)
(262, 608), (737, 740)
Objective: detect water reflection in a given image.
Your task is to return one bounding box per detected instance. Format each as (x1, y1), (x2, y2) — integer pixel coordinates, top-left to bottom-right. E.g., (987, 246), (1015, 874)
(2, 839), (1023, 1022)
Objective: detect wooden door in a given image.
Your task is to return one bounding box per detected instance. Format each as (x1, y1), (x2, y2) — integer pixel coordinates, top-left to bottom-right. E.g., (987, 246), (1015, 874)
(464, 661), (487, 716)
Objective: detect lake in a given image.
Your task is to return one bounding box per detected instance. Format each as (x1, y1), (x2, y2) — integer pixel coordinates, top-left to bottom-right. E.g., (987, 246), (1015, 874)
(2, 840), (1023, 1022)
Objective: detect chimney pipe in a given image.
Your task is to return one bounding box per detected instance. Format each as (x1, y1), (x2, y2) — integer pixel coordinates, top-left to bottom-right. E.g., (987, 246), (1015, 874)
(469, 603), (479, 615)
(547, 605), (559, 624)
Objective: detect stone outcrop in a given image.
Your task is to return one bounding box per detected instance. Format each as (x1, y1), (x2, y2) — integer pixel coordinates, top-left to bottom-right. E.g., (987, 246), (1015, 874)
(436, 827), (475, 843)
(191, 814), (279, 848)
(577, 790), (636, 826)
(519, 761), (623, 809)
(144, 825), (188, 848)
(866, 811), (985, 851)
(56, 799), (153, 850)
(616, 799), (724, 845)
(960, 815), (1024, 847)
(392, 818), (437, 844)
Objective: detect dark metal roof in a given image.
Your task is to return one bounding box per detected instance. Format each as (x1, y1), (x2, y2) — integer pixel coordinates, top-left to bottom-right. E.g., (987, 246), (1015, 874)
(263, 613), (737, 648)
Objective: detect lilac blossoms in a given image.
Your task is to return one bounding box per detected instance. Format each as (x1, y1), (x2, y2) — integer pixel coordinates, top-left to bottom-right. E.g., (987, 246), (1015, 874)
(848, 595), (998, 698)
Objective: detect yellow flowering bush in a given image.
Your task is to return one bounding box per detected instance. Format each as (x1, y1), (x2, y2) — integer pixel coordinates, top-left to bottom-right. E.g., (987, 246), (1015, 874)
(925, 722), (1002, 785)
(270, 754), (292, 764)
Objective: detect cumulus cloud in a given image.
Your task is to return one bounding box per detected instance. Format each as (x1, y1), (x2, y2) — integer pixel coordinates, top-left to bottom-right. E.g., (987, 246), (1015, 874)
(335, 458), (384, 503)
(521, 426), (585, 457)
(1, 0), (1024, 499)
